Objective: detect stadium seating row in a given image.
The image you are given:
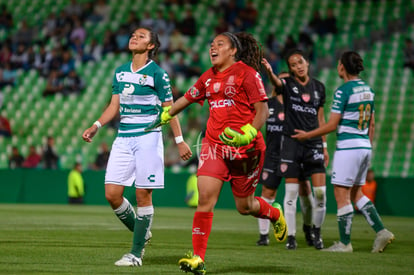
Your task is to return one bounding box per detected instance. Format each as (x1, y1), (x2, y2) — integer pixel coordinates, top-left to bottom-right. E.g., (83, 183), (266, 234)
(1, 0), (413, 177)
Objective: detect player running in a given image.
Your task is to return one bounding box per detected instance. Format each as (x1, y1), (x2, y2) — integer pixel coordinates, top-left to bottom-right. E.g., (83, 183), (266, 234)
(146, 32), (287, 274)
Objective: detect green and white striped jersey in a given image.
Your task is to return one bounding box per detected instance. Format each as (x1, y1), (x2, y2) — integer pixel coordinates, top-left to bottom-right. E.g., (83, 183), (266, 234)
(112, 60), (172, 137)
(331, 79), (375, 150)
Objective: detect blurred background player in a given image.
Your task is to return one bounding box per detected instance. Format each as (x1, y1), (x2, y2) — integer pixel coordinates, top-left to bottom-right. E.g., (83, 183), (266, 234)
(146, 31), (287, 275)
(262, 49), (329, 250)
(42, 136), (59, 169)
(82, 27), (192, 267)
(293, 51), (394, 253)
(67, 162), (85, 204)
(362, 168), (377, 205)
(256, 74), (314, 249)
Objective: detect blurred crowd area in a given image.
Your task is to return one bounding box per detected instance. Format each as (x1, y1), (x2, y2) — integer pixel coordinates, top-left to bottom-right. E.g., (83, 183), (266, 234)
(1, 0), (414, 175)
(0, 0), (342, 96)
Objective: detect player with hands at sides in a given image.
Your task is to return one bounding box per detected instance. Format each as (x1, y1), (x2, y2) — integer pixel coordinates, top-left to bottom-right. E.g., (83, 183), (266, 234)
(82, 27), (192, 267)
(262, 49), (329, 250)
(146, 32), (287, 275)
(292, 51), (394, 253)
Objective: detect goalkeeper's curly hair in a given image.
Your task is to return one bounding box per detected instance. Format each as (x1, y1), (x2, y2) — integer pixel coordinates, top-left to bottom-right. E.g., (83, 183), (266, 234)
(221, 32), (264, 72)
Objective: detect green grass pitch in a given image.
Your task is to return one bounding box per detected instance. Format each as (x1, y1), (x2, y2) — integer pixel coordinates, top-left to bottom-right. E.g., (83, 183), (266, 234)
(0, 204), (413, 274)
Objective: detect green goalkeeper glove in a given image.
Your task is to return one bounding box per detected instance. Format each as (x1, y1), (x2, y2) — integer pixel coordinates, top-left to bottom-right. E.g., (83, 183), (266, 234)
(219, 123), (258, 147)
(145, 105), (174, 132)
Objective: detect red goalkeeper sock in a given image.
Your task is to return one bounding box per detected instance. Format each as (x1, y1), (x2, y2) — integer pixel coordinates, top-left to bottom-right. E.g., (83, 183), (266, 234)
(192, 211), (213, 261)
(254, 196), (280, 222)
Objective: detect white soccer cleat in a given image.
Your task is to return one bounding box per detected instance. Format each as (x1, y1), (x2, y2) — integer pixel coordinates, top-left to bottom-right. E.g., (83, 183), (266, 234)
(114, 253), (142, 267)
(372, 229), (395, 253)
(322, 241), (353, 252)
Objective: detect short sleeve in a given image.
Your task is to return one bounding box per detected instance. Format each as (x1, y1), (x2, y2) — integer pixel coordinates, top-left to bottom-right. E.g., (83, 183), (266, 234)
(155, 70), (173, 102)
(242, 71), (268, 104)
(184, 76), (206, 106)
(331, 89), (345, 114)
(112, 68), (120, 95)
(319, 82), (326, 108)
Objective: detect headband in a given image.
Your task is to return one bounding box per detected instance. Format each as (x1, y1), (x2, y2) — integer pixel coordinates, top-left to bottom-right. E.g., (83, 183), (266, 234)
(222, 32), (242, 56)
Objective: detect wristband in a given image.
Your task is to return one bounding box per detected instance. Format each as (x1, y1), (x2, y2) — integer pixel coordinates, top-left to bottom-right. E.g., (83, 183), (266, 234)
(175, 136), (184, 144)
(94, 121), (102, 129)
(323, 142), (327, 148)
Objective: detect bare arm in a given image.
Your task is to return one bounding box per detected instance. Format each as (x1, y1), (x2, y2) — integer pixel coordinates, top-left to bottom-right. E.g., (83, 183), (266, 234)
(168, 95), (192, 116)
(163, 100), (193, 161)
(261, 58), (283, 88)
(318, 106), (329, 166)
(251, 101), (269, 130)
(82, 94), (119, 142)
(292, 112), (341, 141)
(369, 112), (375, 145)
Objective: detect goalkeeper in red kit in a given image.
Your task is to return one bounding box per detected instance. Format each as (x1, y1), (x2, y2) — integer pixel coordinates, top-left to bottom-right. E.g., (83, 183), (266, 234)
(145, 32), (287, 274)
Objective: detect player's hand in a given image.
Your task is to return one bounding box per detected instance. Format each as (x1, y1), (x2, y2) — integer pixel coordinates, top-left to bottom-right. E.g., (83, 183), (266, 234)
(323, 147), (329, 167)
(291, 129), (308, 141)
(261, 58), (273, 74)
(82, 125), (98, 143)
(177, 142), (192, 161)
(219, 123), (257, 147)
(145, 105), (174, 132)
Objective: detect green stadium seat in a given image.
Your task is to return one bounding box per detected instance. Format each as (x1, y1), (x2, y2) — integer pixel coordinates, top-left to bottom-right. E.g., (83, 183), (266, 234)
(0, 0), (412, 175)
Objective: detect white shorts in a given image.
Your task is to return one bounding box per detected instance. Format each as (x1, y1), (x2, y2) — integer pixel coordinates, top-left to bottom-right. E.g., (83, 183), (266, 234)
(105, 132), (164, 189)
(331, 149), (371, 187)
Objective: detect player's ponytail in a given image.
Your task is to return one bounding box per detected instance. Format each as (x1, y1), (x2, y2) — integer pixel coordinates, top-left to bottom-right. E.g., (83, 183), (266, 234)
(235, 32), (263, 72)
(221, 32), (263, 71)
(340, 51), (364, 75)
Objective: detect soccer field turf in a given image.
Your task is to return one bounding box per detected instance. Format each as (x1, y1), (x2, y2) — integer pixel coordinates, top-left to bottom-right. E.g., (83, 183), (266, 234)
(0, 204), (413, 275)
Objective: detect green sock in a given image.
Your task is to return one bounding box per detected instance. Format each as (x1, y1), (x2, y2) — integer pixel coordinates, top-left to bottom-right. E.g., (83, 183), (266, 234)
(131, 214), (152, 257)
(359, 201), (384, 233)
(114, 198), (136, 232)
(337, 205), (353, 245)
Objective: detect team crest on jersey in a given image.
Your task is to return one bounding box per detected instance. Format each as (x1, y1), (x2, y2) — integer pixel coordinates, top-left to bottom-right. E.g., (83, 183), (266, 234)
(190, 86), (199, 98)
(138, 75), (148, 85)
(224, 86), (236, 98)
(280, 163), (288, 173)
(302, 93), (310, 102)
(278, 112), (285, 121)
(226, 75), (235, 85)
(213, 82), (221, 93)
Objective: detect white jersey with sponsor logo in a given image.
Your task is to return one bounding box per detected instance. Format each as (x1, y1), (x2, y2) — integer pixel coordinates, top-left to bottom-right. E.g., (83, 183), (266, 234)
(112, 60), (173, 137)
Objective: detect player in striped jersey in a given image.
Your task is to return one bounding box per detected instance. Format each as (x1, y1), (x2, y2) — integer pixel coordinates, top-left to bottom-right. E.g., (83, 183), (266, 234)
(293, 51), (394, 253)
(82, 27), (192, 266)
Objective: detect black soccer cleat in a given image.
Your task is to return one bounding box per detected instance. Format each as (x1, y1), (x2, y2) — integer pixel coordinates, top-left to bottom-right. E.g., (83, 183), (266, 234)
(313, 226), (324, 250)
(303, 224), (314, 246)
(256, 234), (270, 246)
(286, 235), (297, 250)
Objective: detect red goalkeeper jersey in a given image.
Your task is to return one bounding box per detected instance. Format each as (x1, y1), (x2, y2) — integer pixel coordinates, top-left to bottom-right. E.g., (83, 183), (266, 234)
(184, 61), (268, 149)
